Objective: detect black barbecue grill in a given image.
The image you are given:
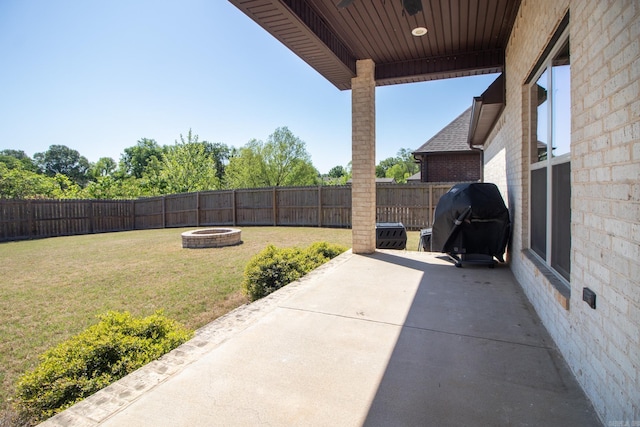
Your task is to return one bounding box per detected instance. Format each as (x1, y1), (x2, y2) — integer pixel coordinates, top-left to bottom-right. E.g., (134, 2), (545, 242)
(430, 183), (510, 267)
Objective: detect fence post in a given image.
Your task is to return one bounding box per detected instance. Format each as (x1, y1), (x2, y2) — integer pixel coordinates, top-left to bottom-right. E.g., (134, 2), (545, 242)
(232, 190), (236, 226)
(318, 185), (322, 228)
(196, 192), (201, 227)
(27, 199), (33, 239)
(88, 200), (94, 234)
(130, 200), (135, 230)
(428, 185), (433, 226)
(272, 187), (277, 226)
(162, 196), (166, 228)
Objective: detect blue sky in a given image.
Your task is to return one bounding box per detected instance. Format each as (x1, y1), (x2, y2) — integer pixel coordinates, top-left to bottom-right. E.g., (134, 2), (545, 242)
(0, 0), (499, 174)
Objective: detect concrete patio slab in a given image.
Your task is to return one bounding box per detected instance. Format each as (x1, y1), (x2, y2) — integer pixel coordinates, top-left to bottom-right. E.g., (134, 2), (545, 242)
(40, 250), (601, 426)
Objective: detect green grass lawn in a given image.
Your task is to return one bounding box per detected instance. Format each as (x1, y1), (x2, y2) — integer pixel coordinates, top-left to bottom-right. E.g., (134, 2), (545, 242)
(0, 226), (421, 418)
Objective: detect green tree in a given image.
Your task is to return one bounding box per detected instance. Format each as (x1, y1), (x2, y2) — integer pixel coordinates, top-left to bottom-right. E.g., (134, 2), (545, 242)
(0, 163), (55, 198)
(201, 142), (231, 181)
(33, 145), (91, 186)
(224, 140), (264, 188)
(139, 154), (165, 195)
(0, 163), (79, 199)
(386, 163), (408, 182)
(0, 149), (38, 172)
(396, 148), (418, 176)
(119, 138), (164, 179)
(157, 130), (220, 194)
(224, 126), (318, 188)
(323, 164), (351, 185)
(375, 148), (419, 183)
(376, 157), (399, 178)
(52, 173), (82, 198)
(80, 176), (147, 199)
(89, 157), (117, 179)
(328, 165), (346, 178)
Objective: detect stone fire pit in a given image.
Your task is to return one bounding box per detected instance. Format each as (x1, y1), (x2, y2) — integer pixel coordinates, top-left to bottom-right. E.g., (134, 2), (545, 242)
(181, 228), (242, 248)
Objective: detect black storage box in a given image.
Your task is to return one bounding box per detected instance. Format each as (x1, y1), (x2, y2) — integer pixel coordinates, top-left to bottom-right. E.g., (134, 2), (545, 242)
(376, 222), (407, 250)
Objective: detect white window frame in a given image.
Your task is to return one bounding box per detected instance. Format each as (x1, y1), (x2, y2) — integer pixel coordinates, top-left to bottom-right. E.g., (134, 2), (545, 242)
(529, 27), (571, 285)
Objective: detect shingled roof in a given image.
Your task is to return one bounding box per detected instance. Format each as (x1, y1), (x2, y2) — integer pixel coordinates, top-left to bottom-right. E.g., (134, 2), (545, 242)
(413, 108), (473, 154)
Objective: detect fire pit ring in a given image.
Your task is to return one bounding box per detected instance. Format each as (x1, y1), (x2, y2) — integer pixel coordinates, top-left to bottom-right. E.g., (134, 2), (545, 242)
(181, 228), (242, 249)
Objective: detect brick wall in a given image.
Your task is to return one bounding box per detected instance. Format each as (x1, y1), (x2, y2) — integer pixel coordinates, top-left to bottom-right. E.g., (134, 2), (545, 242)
(351, 59), (376, 254)
(482, 115), (507, 199)
(569, 0), (640, 420)
(484, 0), (640, 422)
(420, 152), (481, 182)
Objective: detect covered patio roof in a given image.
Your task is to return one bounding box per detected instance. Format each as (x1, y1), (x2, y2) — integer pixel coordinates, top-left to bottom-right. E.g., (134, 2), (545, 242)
(228, 0), (521, 90)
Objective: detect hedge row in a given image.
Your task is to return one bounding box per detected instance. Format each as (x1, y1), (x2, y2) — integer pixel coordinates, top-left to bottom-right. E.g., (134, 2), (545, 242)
(14, 311), (193, 423)
(243, 242), (347, 301)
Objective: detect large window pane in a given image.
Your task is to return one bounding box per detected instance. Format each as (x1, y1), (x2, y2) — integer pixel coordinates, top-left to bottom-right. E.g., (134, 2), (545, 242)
(529, 29), (571, 285)
(531, 168), (547, 259)
(534, 70), (549, 162)
(552, 40), (571, 157)
(552, 162), (571, 280)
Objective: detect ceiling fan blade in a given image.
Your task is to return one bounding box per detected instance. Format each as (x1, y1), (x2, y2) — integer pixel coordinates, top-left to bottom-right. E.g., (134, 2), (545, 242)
(337, 0), (355, 8)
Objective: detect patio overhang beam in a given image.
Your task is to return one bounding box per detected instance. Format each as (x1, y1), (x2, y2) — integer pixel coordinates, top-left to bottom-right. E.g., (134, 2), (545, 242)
(375, 49), (505, 87)
(280, 0), (357, 74)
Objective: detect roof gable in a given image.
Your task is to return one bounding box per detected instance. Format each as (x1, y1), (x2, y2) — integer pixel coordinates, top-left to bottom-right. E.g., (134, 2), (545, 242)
(413, 107), (473, 154)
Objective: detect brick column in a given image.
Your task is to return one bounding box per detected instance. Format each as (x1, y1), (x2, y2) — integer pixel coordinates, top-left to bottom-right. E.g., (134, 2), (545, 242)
(351, 59), (376, 254)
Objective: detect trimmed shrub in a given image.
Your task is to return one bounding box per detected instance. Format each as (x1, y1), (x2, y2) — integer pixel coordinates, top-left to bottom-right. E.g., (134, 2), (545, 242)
(14, 311), (193, 423)
(243, 242), (347, 301)
(306, 241), (348, 260)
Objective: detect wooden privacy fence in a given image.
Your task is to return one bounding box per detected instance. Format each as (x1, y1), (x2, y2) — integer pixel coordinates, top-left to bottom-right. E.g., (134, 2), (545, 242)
(0, 199), (135, 241)
(0, 183), (453, 242)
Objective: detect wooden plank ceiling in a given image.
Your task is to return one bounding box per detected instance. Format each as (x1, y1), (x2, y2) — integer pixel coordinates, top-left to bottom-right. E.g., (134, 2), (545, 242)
(228, 0), (521, 90)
